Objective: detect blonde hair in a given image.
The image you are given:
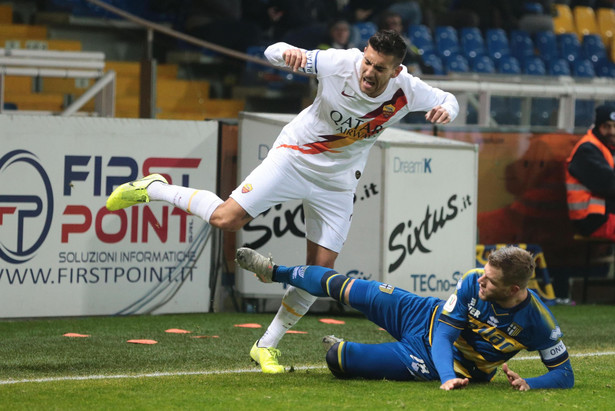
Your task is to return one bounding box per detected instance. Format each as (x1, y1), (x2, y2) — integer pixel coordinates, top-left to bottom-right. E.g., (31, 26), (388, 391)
(487, 246), (535, 288)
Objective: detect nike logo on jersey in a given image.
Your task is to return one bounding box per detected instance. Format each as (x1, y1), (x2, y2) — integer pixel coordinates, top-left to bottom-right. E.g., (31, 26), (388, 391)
(341, 90), (355, 98)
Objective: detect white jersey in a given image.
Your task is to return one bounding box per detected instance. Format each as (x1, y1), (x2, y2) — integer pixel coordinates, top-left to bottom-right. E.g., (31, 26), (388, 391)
(264, 42), (459, 191)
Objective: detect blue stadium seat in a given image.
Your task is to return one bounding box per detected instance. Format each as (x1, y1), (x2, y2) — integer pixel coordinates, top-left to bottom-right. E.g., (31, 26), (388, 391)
(49, 0), (115, 18)
(531, 98), (558, 126)
(497, 55), (521, 74)
(472, 55), (496, 73)
(558, 33), (582, 63)
(486, 28), (511, 60)
(572, 59), (596, 77)
(435, 26), (460, 59)
(460, 27), (486, 62)
(510, 30), (535, 64)
(594, 59), (615, 77)
(408, 24), (435, 56)
(445, 54), (469, 73)
(491, 97), (522, 125)
(534, 31), (558, 62)
(524, 1), (544, 14)
(352, 21), (378, 49)
(575, 100), (595, 127)
(524, 56), (547, 75)
(421, 52), (445, 75)
(548, 58), (572, 76)
(582, 34), (607, 64)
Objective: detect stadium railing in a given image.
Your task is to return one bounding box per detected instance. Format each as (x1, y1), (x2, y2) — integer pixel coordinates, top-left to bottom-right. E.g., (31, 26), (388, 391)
(82, 0), (615, 130)
(426, 76), (615, 131)
(0, 47), (115, 116)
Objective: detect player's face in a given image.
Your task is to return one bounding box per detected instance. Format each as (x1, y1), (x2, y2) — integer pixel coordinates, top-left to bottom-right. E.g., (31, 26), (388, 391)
(477, 263), (511, 302)
(599, 120), (615, 146)
(360, 45), (402, 98)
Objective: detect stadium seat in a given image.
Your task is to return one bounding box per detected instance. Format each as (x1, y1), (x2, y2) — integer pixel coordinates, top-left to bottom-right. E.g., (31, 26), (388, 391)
(472, 55), (495, 73)
(535, 30), (559, 62)
(0, 24), (47, 39)
(523, 56), (547, 75)
(460, 27), (486, 62)
(575, 100), (595, 127)
(497, 55), (522, 74)
(558, 33), (583, 63)
(582, 34), (607, 64)
(594, 58), (615, 77)
(408, 24), (435, 56)
(597, 8), (615, 46)
(486, 28), (511, 61)
(510, 30), (535, 64)
(491, 97), (522, 125)
(572, 59), (596, 77)
(421, 52), (445, 75)
(435, 26), (460, 59)
(531, 98), (558, 125)
(352, 21), (377, 49)
(553, 4), (575, 35)
(444, 54), (469, 73)
(573, 6), (599, 38)
(0, 4), (12, 23)
(548, 58), (572, 76)
(3, 76), (31, 95)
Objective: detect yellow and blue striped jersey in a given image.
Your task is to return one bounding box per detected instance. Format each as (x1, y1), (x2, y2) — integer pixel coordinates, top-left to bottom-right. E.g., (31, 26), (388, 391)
(437, 269), (569, 381)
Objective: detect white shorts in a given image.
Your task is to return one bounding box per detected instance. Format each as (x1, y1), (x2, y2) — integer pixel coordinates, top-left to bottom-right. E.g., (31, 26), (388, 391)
(229, 152), (354, 253)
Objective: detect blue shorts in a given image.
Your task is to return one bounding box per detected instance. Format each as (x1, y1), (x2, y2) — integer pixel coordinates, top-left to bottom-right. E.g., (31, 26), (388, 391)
(338, 279), (443, 381)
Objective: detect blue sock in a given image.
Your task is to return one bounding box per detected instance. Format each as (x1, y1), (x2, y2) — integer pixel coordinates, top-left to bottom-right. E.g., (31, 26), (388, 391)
(273, 265), (336, 297)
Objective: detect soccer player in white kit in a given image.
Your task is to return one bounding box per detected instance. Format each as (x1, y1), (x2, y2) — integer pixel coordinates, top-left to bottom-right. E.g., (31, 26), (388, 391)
(106, 30), (459, 373)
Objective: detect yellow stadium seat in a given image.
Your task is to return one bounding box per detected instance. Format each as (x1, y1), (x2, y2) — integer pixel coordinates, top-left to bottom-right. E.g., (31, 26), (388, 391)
(23, 39), (82, 51)
(0, 4), (13, 24)
(3, 76), (32, 95)
(105, 61), (179, 78)
(0, 24), (47, 39)
(105, 61), (141, 77)
(157, 98), (245, 119)
(597, 8), (615, 47)
(157, 78), (210, 102)
(573, 6), (599, 38)
(40, 78), (93, 95)
(553, 4), (575, 35)
(115, 78), (211, 99)
(158, 64), (179, 78)
(4, 94), (64, 112)
(115, 77), (140, 97)
(116, 95), (244, 120)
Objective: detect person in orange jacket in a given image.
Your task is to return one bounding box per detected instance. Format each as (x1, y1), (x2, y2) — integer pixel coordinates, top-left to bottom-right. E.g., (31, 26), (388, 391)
(566, 104), (615, 240)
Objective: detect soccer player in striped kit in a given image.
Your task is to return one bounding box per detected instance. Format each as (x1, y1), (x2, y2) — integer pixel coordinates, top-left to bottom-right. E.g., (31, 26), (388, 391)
(236, 245), (574, 390)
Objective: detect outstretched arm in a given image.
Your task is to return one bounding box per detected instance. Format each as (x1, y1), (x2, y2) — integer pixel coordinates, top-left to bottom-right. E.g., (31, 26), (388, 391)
(502, 359), (574, 391)
(264, 42), (307, 72)
(431, 322), (469, 390)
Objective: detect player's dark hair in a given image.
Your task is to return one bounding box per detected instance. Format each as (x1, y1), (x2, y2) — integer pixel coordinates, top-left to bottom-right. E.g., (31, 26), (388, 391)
(368, 30), (407, 64)
(487, 246), (535, 288)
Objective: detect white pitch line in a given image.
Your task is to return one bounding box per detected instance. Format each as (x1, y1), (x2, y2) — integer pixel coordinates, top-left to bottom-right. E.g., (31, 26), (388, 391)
(1, 352), (614, 386)
(0, 365), (324, 386)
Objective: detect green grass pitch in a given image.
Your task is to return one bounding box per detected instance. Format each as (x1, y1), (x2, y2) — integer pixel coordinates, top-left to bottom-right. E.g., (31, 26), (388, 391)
(1, 305), (613, 409)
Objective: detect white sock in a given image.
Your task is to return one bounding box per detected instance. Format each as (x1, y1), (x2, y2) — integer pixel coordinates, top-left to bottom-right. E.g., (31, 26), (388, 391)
(147, 182), (223, 223)
(257, 286), (317, 348)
